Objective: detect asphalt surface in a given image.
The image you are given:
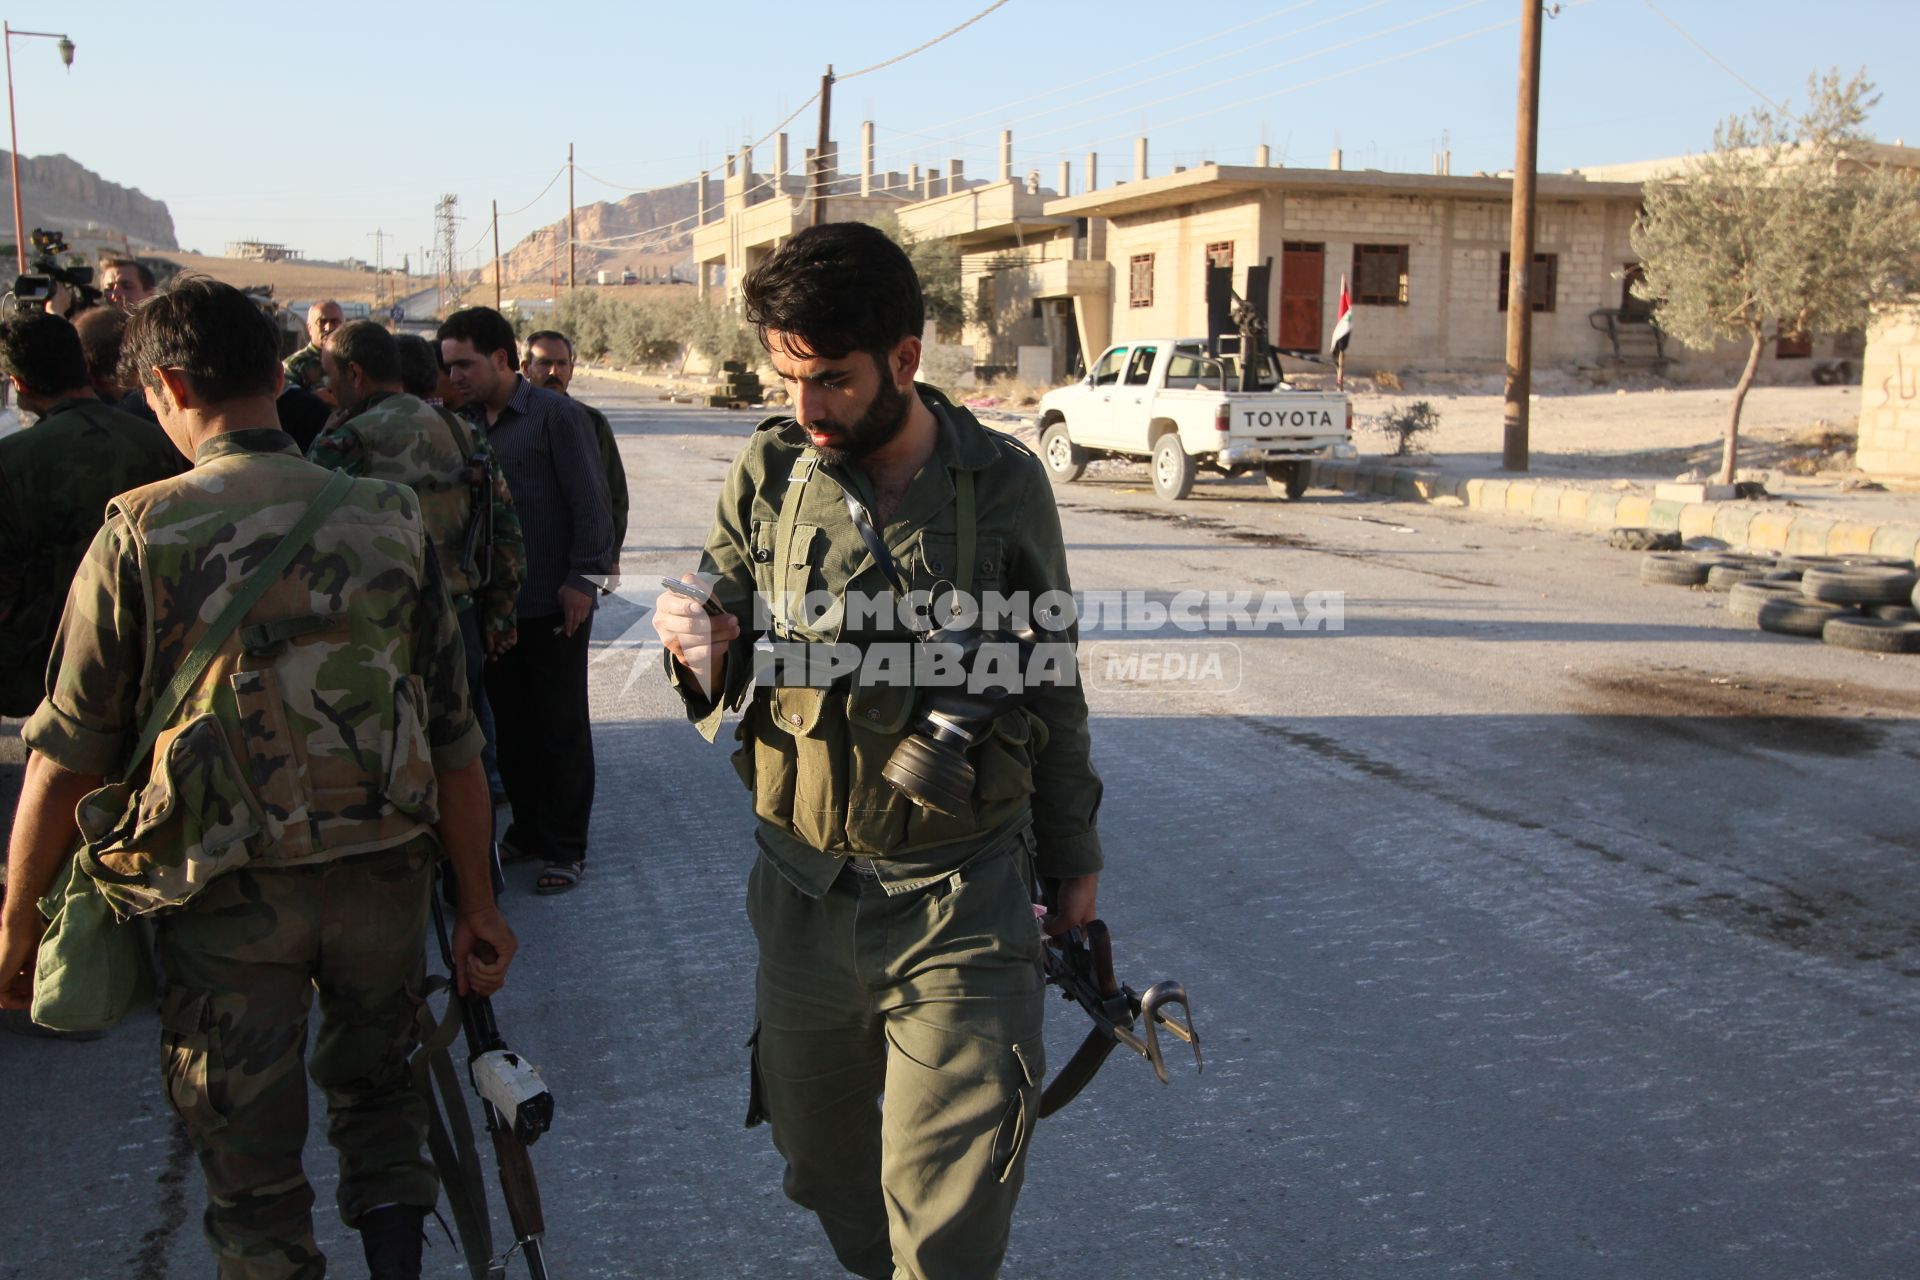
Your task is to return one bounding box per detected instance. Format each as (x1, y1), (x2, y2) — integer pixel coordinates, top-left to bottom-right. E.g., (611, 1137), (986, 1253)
(6, 375), (1919, 1279)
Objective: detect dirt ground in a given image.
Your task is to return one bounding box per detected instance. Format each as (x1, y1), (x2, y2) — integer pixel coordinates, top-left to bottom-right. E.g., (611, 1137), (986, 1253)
(1345, 380), (1865, 481)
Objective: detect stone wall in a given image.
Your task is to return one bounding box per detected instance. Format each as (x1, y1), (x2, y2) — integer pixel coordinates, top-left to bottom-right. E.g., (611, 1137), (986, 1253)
(1857, 307), (1920, 479)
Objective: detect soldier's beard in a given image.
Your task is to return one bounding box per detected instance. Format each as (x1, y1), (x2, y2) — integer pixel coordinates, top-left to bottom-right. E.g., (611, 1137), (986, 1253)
(809, 376), (911, 465)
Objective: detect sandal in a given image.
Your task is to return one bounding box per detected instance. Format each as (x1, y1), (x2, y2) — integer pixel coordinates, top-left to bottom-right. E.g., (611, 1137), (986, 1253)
(535, 860), (586, 895)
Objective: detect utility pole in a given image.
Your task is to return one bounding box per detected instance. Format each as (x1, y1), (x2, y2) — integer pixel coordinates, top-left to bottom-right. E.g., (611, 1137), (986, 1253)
(368, 227), (389, 312)
(1501, 0), (1544, 472)
(810, 64), (834, 228)
(491, 198), (502, 310)
(568, 142), (577, 291)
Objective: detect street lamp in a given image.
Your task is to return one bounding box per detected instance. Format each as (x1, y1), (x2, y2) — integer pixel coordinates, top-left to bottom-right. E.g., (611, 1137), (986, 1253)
(4, 24), (75, 274)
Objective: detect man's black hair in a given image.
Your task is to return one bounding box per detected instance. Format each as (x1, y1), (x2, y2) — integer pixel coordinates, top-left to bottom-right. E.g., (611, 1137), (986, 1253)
(73, 307), (129, 389)
(524, 329), (573, 358)
(325, 319), (401, 385)
(437, 306), (520, 372)
(394, 333), (441, 398)
(101, 257), (157, 290)
(0, 312), (91, 394)
(741, 222), (924, 360)
(118, 275), (281, 403)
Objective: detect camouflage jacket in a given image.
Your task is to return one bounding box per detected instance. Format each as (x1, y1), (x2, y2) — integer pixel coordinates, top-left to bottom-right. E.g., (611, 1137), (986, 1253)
(579, 400), (630, 553)
(283, 342), (324, 392)
(0, 395), (185, 717)
(22, 428), (483, 911)
(307, 390), (524, 636)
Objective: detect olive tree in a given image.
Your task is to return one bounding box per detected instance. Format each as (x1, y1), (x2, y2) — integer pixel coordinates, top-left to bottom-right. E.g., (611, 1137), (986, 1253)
(1632, 70), (1920, 482)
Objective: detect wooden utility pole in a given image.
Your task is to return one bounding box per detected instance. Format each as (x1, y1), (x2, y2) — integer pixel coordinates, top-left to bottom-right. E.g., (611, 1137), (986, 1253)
(1501, 0), (1544, 472)
(810, 65), (834, 228)
(491, 198), (502, 309)
(568, 142), (577, 291)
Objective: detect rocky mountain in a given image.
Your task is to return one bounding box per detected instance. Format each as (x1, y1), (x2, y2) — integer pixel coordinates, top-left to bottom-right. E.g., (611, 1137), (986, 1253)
(499, 179), (697, 282)
(0, 151), (176, 251)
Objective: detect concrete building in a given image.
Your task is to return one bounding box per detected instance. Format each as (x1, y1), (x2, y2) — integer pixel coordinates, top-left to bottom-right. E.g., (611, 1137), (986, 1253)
(1044, 159), (1651, 378)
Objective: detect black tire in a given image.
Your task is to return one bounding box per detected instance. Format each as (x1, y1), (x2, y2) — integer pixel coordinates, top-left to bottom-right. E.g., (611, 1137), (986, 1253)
(1756, 597), (1856, 638)
(1039, 420), (1086, 483)
(1641, 553), (1713, 586)
(1729, 579), (1804, 622)
(1781, 553), (1914, 574)
(1608, 527), (1683, 552)
(1869, 603), (1920, 623)
(1800, 565), (1920, 606)
(1705, 562), (1773, 592)
(1151, 434), (1197, 501)
(1263, 462), (1308, 500)
(1822, 615), (1920, 653)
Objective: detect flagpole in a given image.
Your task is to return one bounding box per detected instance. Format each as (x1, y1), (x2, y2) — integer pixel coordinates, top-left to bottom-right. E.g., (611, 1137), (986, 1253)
(1336, 349), (1344, 391)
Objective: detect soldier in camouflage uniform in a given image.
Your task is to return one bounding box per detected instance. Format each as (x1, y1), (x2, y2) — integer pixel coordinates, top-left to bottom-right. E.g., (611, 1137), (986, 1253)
(0, 312), (184, 715)
(0, 279), (517, 1280)
(281, 299), (342, 395)
(653, 224), (1103, 1280)
(309, 321), (525, 804)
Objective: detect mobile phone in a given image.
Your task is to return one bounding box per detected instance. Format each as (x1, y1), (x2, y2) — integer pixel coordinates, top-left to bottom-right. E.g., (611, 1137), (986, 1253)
(659, 575), (725, 616)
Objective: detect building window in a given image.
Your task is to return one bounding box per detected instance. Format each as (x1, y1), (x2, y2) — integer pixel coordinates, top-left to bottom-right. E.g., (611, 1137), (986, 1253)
(1776, 331), (1813, 359)
(1206, 241), (1234, 270)
(1129, 253), (1155, 308)
(1352, 244), (1408, 306)
(1498, 251), (1558, 313)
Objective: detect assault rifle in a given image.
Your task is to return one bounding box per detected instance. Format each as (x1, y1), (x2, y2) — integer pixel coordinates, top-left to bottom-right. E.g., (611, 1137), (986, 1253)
(1038, 918), (1201, 1117)
(424, 870), (553, 1280)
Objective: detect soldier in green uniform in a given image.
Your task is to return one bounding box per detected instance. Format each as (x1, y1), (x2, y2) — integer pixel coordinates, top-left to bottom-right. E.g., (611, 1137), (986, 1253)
(0, 312), (184, 715)
(0, 279), (517, 1280)
(281, 298), (342, 395)
(309, 321), (526, 744)
(652, 223), (1103, 1280)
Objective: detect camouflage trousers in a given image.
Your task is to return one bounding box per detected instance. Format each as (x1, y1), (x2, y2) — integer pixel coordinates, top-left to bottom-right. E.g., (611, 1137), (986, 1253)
(746, 825), (1046, 1280)
(153, 836), (439, 1280)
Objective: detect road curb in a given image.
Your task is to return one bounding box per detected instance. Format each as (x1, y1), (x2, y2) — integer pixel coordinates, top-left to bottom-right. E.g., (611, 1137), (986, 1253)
(1311, 459), (1920, 563)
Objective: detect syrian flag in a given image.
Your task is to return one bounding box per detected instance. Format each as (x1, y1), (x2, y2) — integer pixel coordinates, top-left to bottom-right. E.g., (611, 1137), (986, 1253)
(1330, 274), (1353, 357)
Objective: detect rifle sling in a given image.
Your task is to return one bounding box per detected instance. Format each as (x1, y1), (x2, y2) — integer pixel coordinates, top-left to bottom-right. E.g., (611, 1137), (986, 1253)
(1037, 1023), (1121, 1119)
(411, 981), (495, 1280)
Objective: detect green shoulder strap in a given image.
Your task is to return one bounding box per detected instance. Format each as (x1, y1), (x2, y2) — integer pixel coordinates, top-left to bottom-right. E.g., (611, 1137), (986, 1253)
(121, 467), (356, 783)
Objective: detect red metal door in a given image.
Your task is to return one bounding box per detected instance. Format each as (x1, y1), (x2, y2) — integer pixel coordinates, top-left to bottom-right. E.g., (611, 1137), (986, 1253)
(1279, 242), (1325, 351)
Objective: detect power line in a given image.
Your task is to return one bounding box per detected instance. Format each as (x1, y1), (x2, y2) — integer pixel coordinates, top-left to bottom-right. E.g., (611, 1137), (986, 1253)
(1640, 0), (1788, 114)
(497, 165), (568, 217)
(1016, 0), (1495, 152)
(837, 0), (1013, 80)
(901, 1), (1323, 140)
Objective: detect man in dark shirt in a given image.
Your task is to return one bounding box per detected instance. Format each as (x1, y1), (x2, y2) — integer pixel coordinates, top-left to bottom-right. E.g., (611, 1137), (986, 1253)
(439, 306), (613, 893)
(0, 312), (184, 715)
(524, 329), (629, 555)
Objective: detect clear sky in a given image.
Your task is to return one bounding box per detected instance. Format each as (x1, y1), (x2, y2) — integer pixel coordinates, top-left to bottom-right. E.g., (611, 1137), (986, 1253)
(15, 0), (1916, 266)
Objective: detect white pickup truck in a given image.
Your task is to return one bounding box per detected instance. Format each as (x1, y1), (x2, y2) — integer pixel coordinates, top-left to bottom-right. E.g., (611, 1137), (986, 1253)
(1034, 339), (1354, 501)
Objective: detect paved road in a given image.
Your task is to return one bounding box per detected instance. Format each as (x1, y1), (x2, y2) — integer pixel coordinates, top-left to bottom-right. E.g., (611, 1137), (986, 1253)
(7, 376), (1919, 1279)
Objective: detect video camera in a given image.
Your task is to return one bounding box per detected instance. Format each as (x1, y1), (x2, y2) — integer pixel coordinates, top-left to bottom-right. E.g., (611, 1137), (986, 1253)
(11, 227), (100, 315)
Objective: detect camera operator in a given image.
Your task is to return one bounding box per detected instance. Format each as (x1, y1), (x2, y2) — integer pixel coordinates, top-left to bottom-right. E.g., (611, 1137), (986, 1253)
(651, 222), (1103, 1280)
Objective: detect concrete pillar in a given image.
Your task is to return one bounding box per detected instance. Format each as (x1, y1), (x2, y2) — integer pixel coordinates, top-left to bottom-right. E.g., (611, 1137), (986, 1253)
(909, 163), (921, 193)
(1000, 130), (1013, 182)
(885, 171), (904, 195)
(948, 159), (965, 191)
(1057, 160), (1071, 197)
(1085, 151), (1098, 191)
(774, 133), (789, 178)
(698, 170), (710, 224)
(1027, 169), (1040, 194)
(1330, 148), (1344, 170)
(1134, 137), (1148, 183)
(861, 121), (875, 198)
(1256, 144), (1271, 167)
(924, 168), (940, 201)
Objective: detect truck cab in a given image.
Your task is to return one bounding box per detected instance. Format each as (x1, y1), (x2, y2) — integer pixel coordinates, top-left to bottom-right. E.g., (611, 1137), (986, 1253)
(1035, 339), (1354, 501)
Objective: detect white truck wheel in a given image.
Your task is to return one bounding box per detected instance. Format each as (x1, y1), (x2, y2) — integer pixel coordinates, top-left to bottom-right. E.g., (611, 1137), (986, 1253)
(1152, 435), (1196, 501)
(1040, 421), (1086, 483)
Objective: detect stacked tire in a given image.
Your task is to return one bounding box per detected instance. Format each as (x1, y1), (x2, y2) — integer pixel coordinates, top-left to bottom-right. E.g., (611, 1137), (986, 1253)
(1642, 550), (1920, 652)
